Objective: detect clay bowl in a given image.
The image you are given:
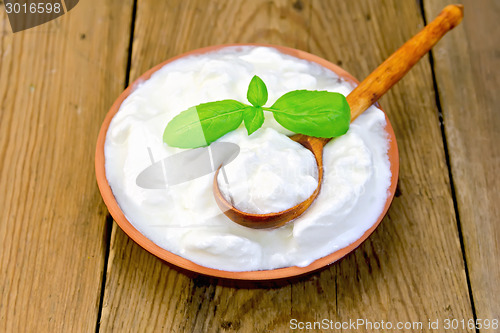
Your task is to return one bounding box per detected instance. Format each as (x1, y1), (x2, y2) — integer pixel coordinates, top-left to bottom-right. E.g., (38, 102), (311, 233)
(95, 44), (399, 281)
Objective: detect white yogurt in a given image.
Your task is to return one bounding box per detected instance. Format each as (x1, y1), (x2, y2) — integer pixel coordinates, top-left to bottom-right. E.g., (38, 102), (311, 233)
(217, 128), (319, 214)
(104, 46), (392, 271)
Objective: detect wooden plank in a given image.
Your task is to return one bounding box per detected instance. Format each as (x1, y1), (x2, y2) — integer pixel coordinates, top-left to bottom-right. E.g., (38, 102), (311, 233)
(307, 1), (473, 330)
(0, 1), (133, 331)
(127, 0), (311, 81)
(100, 1), (310, 331)
(424, 0), (500, 324)
(100, 0), (474, 331)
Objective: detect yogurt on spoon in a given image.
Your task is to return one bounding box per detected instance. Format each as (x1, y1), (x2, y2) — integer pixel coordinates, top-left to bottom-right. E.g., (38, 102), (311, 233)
(104, 46), (391, 271)
(217, 127), (319, 215)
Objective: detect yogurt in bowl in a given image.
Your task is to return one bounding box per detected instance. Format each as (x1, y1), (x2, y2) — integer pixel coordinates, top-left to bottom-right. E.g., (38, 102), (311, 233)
(95, 44), (399, 279)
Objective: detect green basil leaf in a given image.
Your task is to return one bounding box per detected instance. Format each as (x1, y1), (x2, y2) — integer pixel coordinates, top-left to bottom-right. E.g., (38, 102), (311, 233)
(243, 106), (265, 135)
(163, 100), (245, 148)
(247, 75), (268, 107)
(270, 90), (350, 138)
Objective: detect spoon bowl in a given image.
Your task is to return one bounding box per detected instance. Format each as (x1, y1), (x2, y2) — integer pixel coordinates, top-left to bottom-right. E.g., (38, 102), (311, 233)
(213, 135), (329, 229)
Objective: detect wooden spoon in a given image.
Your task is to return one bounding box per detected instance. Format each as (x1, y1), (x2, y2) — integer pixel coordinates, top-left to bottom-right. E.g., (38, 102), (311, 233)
(213, 4), (464, 229)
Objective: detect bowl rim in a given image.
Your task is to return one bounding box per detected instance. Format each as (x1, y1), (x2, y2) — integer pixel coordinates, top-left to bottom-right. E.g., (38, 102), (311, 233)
(95, 43), (399, 280)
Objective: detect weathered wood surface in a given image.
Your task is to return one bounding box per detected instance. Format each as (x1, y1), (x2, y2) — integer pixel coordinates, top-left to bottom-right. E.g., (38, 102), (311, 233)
(98, 0), (476, 332)
(0, 0), (133, 331)
(309, 1), (474, 331)
(424, 0), (500, 325)
(1, 0), (497, 332)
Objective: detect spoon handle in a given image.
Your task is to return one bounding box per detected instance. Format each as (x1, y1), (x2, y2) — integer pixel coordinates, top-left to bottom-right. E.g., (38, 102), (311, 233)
(347, 4), (464, 121)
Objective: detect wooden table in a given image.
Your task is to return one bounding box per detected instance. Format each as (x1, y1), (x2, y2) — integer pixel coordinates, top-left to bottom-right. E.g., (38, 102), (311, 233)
(1, 0), (498, 332)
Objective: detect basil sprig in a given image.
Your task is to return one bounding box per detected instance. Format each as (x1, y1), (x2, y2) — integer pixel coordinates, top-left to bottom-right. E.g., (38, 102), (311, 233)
(163, 75), (350, 148)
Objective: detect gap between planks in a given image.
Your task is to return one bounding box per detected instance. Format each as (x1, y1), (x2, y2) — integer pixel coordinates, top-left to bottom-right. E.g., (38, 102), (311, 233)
(94, 0), (139, 332)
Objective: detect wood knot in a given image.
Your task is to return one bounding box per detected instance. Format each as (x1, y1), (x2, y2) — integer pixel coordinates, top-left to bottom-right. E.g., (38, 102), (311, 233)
(221, 320), (241, 330)
(293, 0), (303, 11)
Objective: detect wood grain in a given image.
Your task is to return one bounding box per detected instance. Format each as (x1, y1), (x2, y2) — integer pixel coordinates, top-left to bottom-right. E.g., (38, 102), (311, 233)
(424, 0), (500, 324)
(127, 0), (311, 82)
(100, 0), (310, 331)
(309, 0), (473, 330)
(99, 0), (475, 332)
(0, 1), (133, 331)
(345, 4), (463, 121)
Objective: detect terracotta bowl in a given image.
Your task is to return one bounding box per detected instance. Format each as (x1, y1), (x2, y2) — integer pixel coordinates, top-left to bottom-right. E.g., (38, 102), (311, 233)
(95, 44), (399, 281)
